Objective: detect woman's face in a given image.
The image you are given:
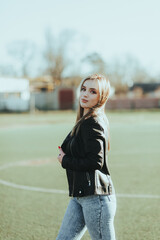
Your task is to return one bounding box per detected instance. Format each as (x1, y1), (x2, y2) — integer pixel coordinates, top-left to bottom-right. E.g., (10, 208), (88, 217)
(80, 79), (100, 113)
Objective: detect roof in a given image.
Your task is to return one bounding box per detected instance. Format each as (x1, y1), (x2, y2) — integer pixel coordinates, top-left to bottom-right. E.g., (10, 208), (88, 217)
(129, 83), (160, 93)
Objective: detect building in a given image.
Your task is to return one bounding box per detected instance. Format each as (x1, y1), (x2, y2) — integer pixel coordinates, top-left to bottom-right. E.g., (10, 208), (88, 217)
(128, 83), (160, 98)
(0, 77), (30, 112)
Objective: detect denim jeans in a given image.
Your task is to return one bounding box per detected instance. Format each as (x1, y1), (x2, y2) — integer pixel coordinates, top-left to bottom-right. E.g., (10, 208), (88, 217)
(56, 194), (117, 240)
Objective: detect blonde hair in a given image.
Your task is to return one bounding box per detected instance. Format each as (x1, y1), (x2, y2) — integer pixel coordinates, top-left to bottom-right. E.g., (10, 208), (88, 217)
(71, 73), (111, 151)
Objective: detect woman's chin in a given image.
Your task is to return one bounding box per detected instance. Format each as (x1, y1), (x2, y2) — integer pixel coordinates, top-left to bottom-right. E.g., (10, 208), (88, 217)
(80, 103), (88, 108)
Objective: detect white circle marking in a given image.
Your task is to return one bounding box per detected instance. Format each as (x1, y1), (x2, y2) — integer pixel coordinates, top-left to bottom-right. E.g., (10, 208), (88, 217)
(0, 160), (159, 199)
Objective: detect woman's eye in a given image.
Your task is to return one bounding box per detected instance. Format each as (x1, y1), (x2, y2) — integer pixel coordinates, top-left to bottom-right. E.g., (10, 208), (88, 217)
(91, 90), (96, 94)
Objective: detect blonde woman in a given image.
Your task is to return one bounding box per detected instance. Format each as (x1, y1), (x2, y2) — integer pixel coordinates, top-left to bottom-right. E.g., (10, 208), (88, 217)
(57, 74), (116, 240)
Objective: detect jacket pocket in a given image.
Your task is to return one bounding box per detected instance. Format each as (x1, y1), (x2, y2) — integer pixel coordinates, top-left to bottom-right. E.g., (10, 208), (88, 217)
(86, 172), (91, 186)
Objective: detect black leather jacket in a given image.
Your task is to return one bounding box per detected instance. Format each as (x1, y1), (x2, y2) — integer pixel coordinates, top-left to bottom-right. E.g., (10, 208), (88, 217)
(61, 116), (115, 197)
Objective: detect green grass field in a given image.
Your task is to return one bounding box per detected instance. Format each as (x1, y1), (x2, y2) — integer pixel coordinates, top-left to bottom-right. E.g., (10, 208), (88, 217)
(0, 110), (160, 240)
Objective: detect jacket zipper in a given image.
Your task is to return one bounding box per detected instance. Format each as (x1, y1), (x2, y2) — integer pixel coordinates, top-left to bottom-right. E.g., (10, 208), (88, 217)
(72, 171), (75, 196)
(70, 137), (75, 196)
(86, 172), (91, 186)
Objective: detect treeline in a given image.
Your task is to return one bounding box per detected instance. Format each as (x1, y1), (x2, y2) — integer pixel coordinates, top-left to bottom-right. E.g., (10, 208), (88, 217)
(0, 29), (159, 93)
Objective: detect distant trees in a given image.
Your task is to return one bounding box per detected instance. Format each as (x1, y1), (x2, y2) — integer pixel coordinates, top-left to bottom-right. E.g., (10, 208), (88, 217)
(42, 29), (77, 87)
(43, 30), (65, 86)
(0, 64), (16, 77)
(7, 40), (36, 77)
(81, 52), (107, 75)
(107, 55), (153, 94)
(1, 29), (159, 94)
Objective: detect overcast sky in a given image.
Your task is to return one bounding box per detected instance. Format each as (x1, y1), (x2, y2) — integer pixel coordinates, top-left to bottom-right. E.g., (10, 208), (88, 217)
(0, 0), (160, 76)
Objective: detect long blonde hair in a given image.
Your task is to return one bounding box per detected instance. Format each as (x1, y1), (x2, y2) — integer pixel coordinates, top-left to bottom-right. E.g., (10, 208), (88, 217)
(71, 74), (111, 151)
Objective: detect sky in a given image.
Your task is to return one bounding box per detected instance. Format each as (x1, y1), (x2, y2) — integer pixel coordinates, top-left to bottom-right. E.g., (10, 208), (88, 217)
(0, 0), (160, 77)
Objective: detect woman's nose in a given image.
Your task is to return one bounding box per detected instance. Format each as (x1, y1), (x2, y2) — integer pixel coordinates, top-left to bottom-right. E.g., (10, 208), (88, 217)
(83, 91), (88, 97)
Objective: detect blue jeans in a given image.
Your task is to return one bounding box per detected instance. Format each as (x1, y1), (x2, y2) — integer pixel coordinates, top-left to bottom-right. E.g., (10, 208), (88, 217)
(56, 194), (117, 240)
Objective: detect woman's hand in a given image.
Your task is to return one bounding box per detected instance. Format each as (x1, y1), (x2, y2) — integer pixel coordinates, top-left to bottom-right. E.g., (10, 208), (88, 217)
(57, 147), (66, 164)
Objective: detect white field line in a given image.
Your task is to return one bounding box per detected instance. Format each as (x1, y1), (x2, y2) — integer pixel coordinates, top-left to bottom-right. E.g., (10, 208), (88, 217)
(0, 161), (160, 199)
(116, 193), (160, 199)
(0, 179), (67, 194)
(0, 178), (160, 199)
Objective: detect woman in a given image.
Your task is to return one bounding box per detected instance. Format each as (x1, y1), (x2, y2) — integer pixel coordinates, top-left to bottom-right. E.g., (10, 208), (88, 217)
(57, 74), (116, 240)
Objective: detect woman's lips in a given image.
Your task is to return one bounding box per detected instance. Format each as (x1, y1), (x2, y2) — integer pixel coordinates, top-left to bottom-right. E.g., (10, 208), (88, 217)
(81, 99), (88, 103)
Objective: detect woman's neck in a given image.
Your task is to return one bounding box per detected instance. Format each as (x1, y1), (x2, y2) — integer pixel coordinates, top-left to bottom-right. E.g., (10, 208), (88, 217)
(83, 108), (89, 116)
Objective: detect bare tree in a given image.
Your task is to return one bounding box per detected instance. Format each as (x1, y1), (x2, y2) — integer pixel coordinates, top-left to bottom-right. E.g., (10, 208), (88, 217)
(81, 52), (107, 75)
(122, 55), (151, 84)
(7, 40), (36, 77)
(0, 64), (17, 77)
(108, 55), (151, 89)
(43, 29), (75, 86)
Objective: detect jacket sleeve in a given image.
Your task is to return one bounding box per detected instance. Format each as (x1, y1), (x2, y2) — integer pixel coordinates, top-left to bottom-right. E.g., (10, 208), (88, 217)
(61, 131), (72, 153)
(61, 120), (106, 171)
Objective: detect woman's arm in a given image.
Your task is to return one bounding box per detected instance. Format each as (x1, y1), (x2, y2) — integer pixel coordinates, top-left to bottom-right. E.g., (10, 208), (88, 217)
(61, 121), (106, 171)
